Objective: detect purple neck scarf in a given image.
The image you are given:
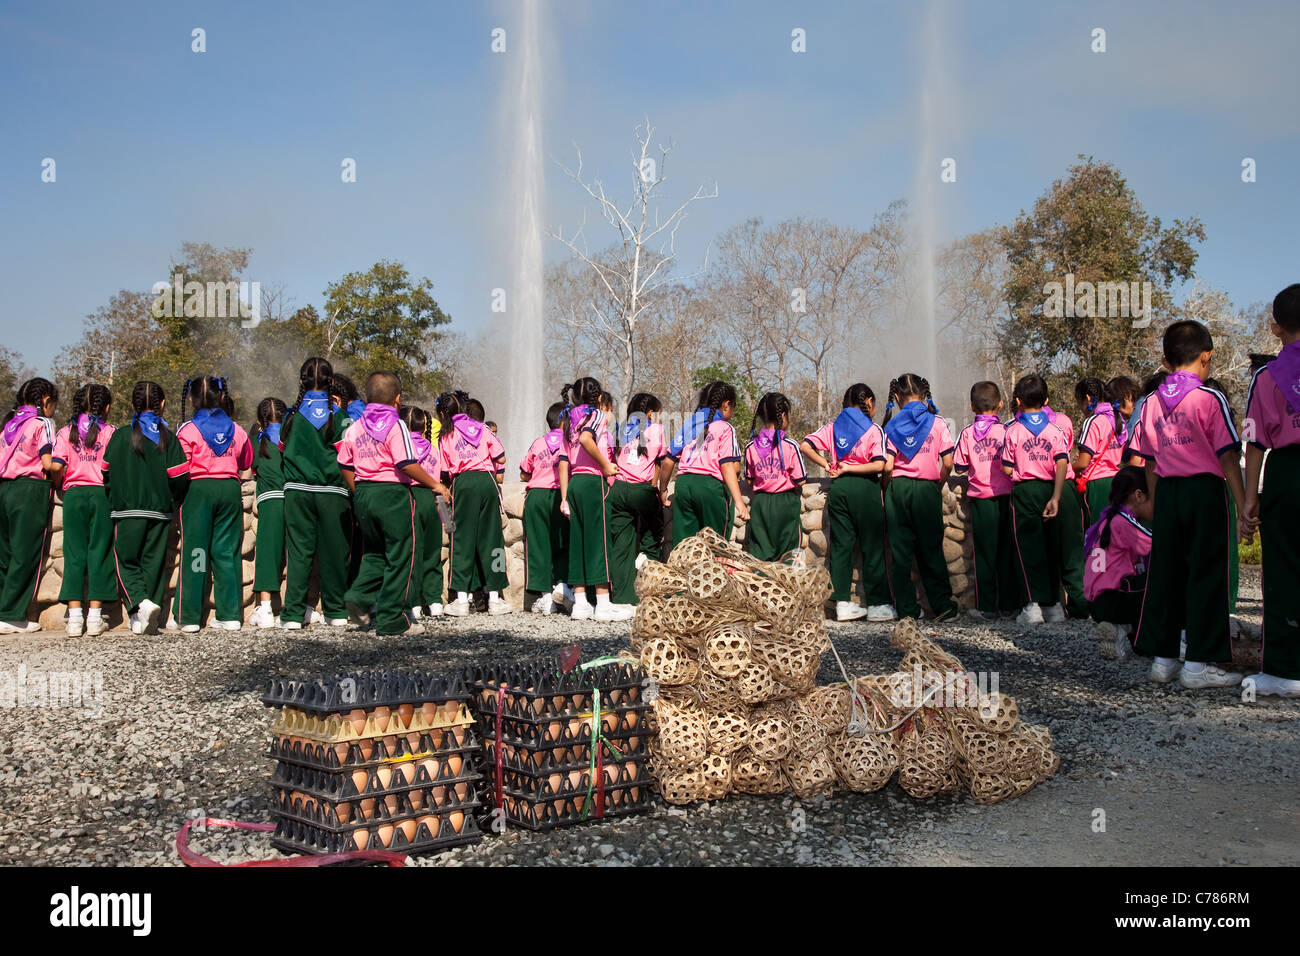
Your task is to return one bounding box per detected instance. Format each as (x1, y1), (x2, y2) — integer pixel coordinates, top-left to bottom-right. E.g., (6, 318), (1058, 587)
(1091, 401), (1127, 445)
(972, 414), (1000, 442)
(3, 405), (38, 447)
(411, 433), (431, 462)
(452, 413), (483, 448)
(753, 427), (785, 471)
(1084, 504), (1132, 554)
(544, 427), (564, 452)
(361, 404), (399, 442)
(76, 414), (102, 443)
(567, 404), (592, 436)
(1156, 370), (1202, 414)
(1269, 340), (1300, 414)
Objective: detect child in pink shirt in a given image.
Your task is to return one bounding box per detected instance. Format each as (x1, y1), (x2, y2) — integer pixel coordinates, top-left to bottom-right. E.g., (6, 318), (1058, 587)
(952, 381), (1019, 619)
(50, 384), (117, 635)
(1002, 374), (1072, 626)
(882, 373), (956, 622)
(520, 402), (571, 613)
(339, 372), (452, 635)
(744, 392), (807, 563)
(400, 404), (446, 621)
(1073, 377), (1127, 525)
(1130, 321), (1246, 689)
(800, 383), (891, 621)
(1084, 466), (1153, 661)
(608, 393), (667, 608)
(1241, 283), (1300, 696)
(173, 376), (255, 631)
(663, 381), (749, 551)
(0, 377), (59, 632)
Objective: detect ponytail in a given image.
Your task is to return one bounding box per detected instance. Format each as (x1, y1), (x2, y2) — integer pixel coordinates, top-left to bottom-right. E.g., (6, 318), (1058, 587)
(69, 383), (111, 449)
(255, 396), (287, 460)
(561, 378), (601, 444)
(129, 381), (170, 457)
(281, 357), (334, 446)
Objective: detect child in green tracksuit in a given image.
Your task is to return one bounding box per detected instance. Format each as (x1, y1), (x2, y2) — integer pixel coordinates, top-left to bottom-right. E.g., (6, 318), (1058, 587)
(0, 378), (59, 633)
(608, 393), (667, 606)
(248, 397), (287, 629)
(519, 402), (571, 614)
(744, 392), (807, 562)
(50, 384), (117, 636)
(103, 381), (190, 635)
(400, 404), (445, 619)
(173, 376), (253, 631)
(338, 372), (450, 636)
(278, 358), (353, 629)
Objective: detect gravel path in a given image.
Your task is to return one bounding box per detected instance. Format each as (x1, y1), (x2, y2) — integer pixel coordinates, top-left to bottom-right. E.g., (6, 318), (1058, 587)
(2, 566), (1295, 867)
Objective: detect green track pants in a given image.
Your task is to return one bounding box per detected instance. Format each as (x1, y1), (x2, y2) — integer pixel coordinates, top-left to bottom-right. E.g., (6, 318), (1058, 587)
(58, 485), (118, 603)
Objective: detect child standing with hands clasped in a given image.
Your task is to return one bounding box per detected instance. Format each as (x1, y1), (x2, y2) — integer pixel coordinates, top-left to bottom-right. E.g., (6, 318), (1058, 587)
(801, 384), (893, 622)
(1002, 375), (1071, 627)
(953, 381), (1020, 620)
(744, 392), (807, 563)
(50, 384), (116, 635)
(0, 378), (59, 633)
(520, 402), (571, 614)
(608, 393), (667, 607)
(1241, 283), (1300, 697)
(882, 374), (957, 622)
(1129, 321), (1246, 689)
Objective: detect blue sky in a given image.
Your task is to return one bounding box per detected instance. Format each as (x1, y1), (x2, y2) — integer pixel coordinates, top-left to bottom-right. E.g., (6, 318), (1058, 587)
(2, 0), (1296, 375)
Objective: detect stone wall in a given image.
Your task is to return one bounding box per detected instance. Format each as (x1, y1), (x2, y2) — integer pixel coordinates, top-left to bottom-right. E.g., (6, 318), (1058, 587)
(34, 477), (977, 628)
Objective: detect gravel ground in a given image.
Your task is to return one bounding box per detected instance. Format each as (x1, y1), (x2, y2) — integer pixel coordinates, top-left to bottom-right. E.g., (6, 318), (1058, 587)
(1, 566), (1295, 867)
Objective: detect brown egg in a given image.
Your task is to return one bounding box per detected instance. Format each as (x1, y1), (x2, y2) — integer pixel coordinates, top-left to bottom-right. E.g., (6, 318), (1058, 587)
(381, 734), (397, 755)
(447, 754), (462, 776)
(357, 739), (375, 761)
(546, 720), (563, 740)
(352, 827), (369, 850)
(376, 824), (394, 847)
(422, 701), (440, 723)
(376, 766), (393, 789)
(441, 701), (459, 723)
(418, 814), (439, 838)
(417, 757), (438, 781)
(398, 818), (417, 843)
(333, 742), (350, 763)
(454, 782), (467, 802)
(546, 772), (562, 792)
(348, 709), (367, 734)
(372, 706), (391, 732)
(351, 769), (369, 794)
(448, 811), (464, 833)
(625, 711), (639, 730)
(335, 802), (353, 824)
(359, 798), (376, 819)
(396, 703), (414, 729)
(567, 770), (584, 790)
(397, 761), (416, 785)
(383, 793), (400, 814)
(604, 763), (619, 786)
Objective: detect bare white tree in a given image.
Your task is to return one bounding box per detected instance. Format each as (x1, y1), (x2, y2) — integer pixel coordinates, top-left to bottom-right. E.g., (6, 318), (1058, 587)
(551, 119), (717, 404)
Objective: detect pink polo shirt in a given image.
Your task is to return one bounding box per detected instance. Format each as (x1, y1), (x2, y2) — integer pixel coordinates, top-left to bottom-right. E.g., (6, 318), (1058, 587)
(1245, 367), (1300, 451)
(1002, 418), (1070, 483)
(0, 415), (55, 480)
(616, 422), (666, 486)
(338, 419), (418, 483)
(1130, 387), (1238, 479)
(1084, 509), (1152, 602)
(954, 420), (1011, 498)
(1078, 413), (1124, 482)
(804, 421), (886, 468)
(561, 409), (614, 478)
(1048, 411), (1077, 480)
(675, 419), (742, 481)
(520, 432), (564, 491)
(177, 420), (254, 480)
(438, 427), (506, 477)
(53, 422), (116, 488)
(885, 418), (955, 481)
(745, 432), (808, 493)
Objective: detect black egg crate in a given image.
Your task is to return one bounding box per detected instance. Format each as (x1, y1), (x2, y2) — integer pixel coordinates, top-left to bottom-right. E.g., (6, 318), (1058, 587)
(483, 736), (651, 776)
(272, 751), (480, 801)
(476, 708), (649, 751)
(263, 670), (468, 716)
(465, 658), (647, 723)
(273, 776), (479, 829)
(271, 804), (481, 856)
(268, 724), (476, 772)
(494, 758), (648, 796)
(490, 782), (655, 831)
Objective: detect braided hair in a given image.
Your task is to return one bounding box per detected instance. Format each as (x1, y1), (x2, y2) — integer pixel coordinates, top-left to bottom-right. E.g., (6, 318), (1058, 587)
(69, 383), (112, 449)
(691, 381), (737, 456)
(625, 392), (662, 455)
(5, 377), (59, 425)
(1074, 376), (1123, 437)
(330, 372), (358, 408)
(559, 378), (602, 444)
(434, 389), (469, 438)
(129, 381), (171, 456)
(182, 375), (227, 422)
(280, 357), (335, 445)
(841, 383), (875, 415)
(1105, 375), (1139, 411)
(255, 397), (286, 459)
(400, 404), (432, 441)
(1097, 466), (1147, 550)
(882, 373), (934, 424)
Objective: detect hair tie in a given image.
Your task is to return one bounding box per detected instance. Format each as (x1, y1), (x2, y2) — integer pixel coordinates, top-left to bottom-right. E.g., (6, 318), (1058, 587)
(1087, 399), (1098, 413)
(885, 401), (896, 412)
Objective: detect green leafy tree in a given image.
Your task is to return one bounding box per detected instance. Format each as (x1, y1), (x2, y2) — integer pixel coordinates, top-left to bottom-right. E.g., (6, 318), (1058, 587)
(322, 261), (452, 396)
(0, 346), (33, 406)
(691, 360), (760, 439)
(1001, 157), (1205, 401)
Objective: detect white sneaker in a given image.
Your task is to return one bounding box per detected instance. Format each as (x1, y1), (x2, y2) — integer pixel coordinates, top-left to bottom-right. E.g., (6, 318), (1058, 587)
(1017, 603), (1044, 626)
(1179, 662), (1242, 690)
(85, 617), (105, 636)
(571, 600), (593, 621)
(634, 553), (649, 571)
(67, 617), (84, 637)
(163, 615), (180, 632)
(867, 604), (898, 622)
(443, 599), (470, 618)
(410, 606), (423, 621)
(1246, 672), (1300, 698)
(1149, 656), (1182, 684)
(553, 585), (575, 614)
(1042, 603), (1066, 623)
(127, 610), (141, 634)
(427, 603), (443, 617)
(488, 596), (514, 616)
(966, 608), (995, 622)
(327, 618), (349, 627)
(594, 603), (635, 622)
(835, 601), (868, 622)
(531, 595), (553, 615)
(136, 599), (161, 634)
(0, 620), (40, 633)
(1097, 622), (1133, 661)
(181, 624), (200, 634)
(283, 621), (303, 630)
(248, 605), (277, 629)
(216, 620), (242, 631)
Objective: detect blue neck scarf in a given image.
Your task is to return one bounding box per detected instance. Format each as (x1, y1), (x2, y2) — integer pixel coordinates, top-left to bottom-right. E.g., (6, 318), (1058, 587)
(623, 417), (645, 447)
(346, 398), (366, 423)
(299, 390), (333, 430)
(883, 401), (936, 458)
(669, 408), (721, 461)
(192, 408), (235, 456)
(259, 422), (282, 448)
(1017, 410), (1051, 437)
(133, 411), (169, 445)
(831, 407), (872, 459)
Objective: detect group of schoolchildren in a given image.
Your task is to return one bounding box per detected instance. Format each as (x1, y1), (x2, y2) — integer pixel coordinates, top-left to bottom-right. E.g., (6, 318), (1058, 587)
(0, 283), (1296, 697)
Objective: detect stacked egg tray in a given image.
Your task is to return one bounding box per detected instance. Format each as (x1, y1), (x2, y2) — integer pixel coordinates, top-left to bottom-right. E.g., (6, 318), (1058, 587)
(465, 657), (656, 830)
(262, 671), (485, 856)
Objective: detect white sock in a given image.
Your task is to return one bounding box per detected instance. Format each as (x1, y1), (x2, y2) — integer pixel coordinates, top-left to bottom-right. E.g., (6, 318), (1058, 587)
(259, 600), (271, 610)
(68, 608), (84, 620)
(1183, 661), (1206, 673)
(457, 591), (470, 603)
(596, 592), (611, 608)
(1155, 656), (1180, 667)
(489, 591), (502, 602)
(86, 608), (101, 621)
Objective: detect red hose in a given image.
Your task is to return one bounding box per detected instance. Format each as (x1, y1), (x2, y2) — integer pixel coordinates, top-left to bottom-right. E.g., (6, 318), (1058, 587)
(176, 817), (408, 867)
